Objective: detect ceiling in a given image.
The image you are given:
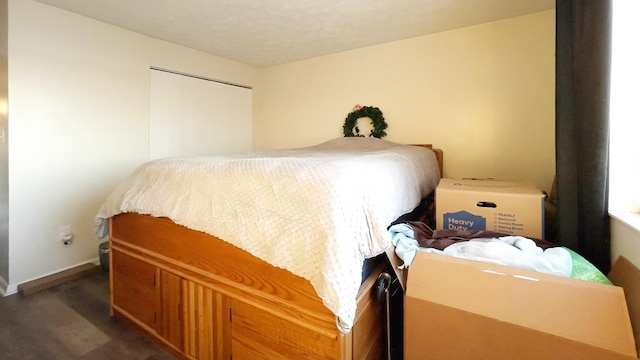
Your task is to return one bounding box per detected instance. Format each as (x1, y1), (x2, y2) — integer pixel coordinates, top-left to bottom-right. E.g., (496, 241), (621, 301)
(34, 0), (555, 68)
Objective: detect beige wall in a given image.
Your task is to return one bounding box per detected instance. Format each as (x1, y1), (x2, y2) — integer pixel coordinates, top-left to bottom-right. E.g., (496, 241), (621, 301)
(4, 2), (638, 290)
(254, 10), (555, 193)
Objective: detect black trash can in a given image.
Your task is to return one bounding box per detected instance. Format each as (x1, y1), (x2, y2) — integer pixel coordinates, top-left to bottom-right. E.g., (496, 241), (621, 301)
(99, 241), (110, 273)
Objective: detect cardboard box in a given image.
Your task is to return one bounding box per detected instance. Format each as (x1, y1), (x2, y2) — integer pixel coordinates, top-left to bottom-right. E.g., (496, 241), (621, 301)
(404, 252), (638, 360)
(436, 178), (545, 239)
(609, 256), (640, 358)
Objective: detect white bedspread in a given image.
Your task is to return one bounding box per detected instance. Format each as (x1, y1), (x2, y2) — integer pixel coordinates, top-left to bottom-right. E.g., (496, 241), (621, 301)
(95, 137), (440, 332)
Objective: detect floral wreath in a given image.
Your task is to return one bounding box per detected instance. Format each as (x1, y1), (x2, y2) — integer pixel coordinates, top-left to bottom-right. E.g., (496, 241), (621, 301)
(342, 105), (388, 138)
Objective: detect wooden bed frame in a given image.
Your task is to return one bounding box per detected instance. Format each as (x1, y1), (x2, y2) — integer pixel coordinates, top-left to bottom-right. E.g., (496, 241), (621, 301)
(109, 145), (443, 360)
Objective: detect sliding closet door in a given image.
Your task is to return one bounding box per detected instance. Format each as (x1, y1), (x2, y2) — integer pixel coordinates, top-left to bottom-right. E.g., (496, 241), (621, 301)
(149, 69), (252, 160)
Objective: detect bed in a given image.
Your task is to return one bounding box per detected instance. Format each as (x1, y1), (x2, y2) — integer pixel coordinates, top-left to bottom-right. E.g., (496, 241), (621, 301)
(95, 137), (443, 360)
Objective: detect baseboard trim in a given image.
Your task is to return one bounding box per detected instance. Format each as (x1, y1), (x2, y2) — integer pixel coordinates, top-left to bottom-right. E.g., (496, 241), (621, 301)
(17, 263), (100, 297)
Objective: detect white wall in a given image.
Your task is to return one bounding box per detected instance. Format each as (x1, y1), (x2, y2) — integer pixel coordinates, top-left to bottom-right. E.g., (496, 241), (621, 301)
(149, 69), (252, 159)
(0, 0), (8, 292)
(611, 215), (640, 268)
(254, 10), (556, 194)
(4, 0), (254, 293)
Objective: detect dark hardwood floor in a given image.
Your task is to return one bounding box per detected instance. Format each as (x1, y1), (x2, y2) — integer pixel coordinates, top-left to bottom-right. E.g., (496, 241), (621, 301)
(0, 270), (175, 359)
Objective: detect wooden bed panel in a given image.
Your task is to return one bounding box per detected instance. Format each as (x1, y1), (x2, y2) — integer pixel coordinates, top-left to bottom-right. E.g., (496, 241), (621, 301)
(110, 248), (158, 330)
(111, 213), (334, 323)
(230, 299), (340, 360)
(352, 267), (385, 360)
(109, 213), (387, 360)
(159, 269), (183, 350)
(183, 282), (230, 360)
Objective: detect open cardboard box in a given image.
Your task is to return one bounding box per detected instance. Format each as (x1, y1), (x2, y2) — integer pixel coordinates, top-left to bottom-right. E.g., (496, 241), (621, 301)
(400, 251), (640, 360)
(609, 256), (640, 359)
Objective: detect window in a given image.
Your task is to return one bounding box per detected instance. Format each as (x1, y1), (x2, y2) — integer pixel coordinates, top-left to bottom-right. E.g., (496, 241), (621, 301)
(609, 0), (640, 214)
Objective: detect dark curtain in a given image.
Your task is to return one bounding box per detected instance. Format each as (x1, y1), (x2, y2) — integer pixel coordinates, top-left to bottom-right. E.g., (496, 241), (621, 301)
(555, 0), (612, 273)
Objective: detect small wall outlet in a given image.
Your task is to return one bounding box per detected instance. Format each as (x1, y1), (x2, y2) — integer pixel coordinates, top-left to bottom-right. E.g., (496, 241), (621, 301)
(59, 225), (74, 245)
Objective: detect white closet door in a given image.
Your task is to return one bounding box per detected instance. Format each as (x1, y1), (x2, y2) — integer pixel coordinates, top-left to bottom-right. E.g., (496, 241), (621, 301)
(149, 69), (252, 160)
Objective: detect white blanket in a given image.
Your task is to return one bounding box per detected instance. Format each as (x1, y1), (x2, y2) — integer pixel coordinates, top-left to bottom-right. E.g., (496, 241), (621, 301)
(94, 137), (440, 332)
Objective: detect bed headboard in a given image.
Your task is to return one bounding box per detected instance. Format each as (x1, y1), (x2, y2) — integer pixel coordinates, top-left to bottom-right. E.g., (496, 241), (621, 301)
(411, 144), (443, 177)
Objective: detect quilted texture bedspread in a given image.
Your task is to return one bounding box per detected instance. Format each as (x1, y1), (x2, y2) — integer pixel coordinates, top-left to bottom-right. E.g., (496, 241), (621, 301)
(95, 137), (440, 332)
